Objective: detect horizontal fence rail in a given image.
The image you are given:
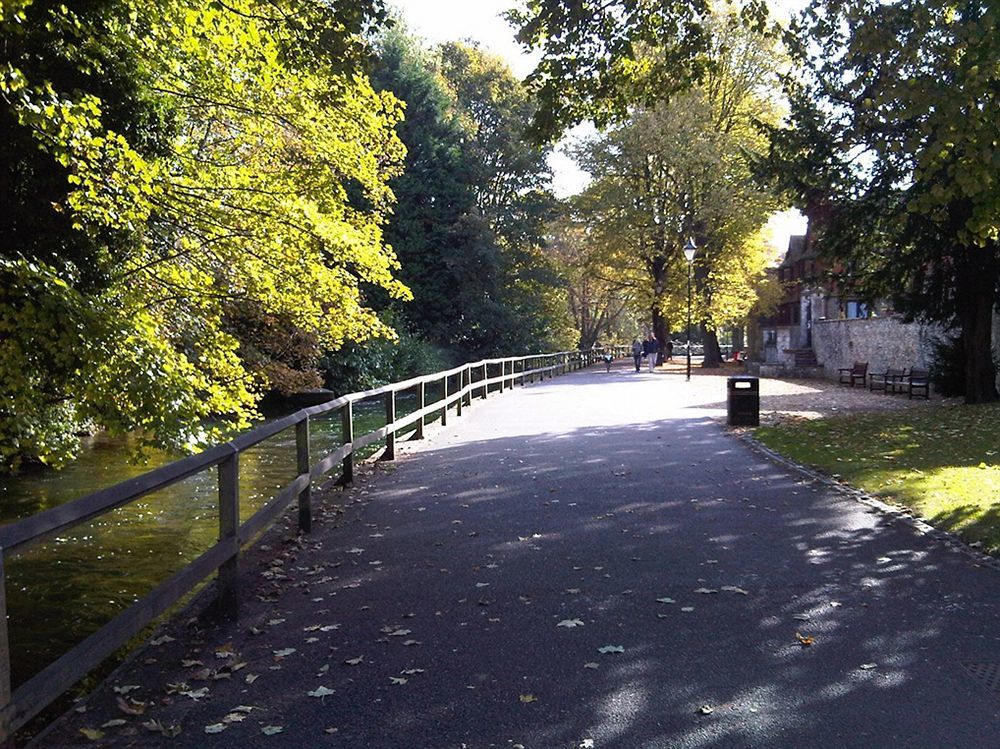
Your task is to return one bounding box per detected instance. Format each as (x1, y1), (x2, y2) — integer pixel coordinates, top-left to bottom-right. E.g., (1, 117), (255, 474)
(0, 345), (627, 740)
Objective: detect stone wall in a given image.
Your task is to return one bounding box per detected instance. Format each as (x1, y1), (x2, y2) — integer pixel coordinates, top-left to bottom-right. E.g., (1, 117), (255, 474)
(811, 317), (944, 380)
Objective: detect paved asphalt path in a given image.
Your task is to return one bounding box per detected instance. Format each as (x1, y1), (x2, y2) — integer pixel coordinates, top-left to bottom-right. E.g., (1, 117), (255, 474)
(42, 361), (1000, 748)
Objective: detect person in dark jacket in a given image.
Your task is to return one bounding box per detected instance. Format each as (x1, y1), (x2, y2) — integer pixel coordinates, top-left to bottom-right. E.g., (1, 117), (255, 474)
(642, 335), (659, 373)
(631, 338), (643, 372)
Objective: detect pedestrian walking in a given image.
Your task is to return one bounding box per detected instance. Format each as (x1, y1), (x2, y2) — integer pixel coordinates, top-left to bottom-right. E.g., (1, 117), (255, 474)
(631, 338), (643, 372)
(666, 340), (674, 362)
(642, 335), (659, 373)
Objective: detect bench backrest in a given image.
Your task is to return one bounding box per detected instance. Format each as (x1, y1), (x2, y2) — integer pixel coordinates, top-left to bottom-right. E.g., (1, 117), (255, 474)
(852, 362), (868, 374)
(909, 368), (929, 381)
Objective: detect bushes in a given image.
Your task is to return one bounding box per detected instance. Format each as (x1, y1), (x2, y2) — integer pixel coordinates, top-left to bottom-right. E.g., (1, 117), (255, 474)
(319, 331), (451, 397)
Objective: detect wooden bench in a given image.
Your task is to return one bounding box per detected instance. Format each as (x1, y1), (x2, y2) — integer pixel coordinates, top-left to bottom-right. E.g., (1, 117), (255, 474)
(907, 368), (930, 399)
(870, 366), (906, 393)
(838, 361), (868, 387)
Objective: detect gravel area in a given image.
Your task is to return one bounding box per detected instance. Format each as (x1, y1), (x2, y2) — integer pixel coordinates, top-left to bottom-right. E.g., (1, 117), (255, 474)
(652, 359), (950, 426)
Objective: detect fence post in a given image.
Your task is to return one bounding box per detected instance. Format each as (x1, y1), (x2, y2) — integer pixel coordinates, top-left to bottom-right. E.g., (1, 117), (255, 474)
(415, 382), (425, 440)
(0, 552), (10, 745)
(341, 401), (354, 485)
(384, 389), (396, 461)
(296, 418), (312, 534)
(217, 452), (240, 620)
(456, 372), (463, 417)
(482, 363), (488, 399)
(463, 366), (472, 408)
(500, 360), (507, 392)
(441, 375), (448, 426)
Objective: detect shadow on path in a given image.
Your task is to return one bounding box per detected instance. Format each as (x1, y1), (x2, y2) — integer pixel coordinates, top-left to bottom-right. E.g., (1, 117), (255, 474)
(41, 367), (1000, 749)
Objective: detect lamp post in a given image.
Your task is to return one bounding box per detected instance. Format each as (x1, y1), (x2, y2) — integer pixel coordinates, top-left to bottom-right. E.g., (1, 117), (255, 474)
(683, 238), (697, 381)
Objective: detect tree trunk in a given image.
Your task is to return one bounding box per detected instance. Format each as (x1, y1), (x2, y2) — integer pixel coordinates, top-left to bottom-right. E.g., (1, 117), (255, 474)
(653, 311), (670, 365)
(732, 326), (745, 352)
(650, 255), (669, 364)
(701, 325), (723, 368)
(955, 244), (999, 403)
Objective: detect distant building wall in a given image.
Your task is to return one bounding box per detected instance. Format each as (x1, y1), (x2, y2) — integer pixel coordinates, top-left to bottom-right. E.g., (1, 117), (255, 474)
(811, 317), (943, 379)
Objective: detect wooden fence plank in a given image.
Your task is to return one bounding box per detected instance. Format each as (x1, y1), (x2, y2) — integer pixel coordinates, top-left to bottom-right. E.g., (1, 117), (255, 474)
(238, 473), (310, 545)
(6, 540), (235, 735)
(0, 444), (233, 555)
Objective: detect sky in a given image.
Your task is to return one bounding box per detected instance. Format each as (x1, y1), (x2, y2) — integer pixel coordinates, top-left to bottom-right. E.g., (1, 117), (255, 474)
(389, 0), (809, 256)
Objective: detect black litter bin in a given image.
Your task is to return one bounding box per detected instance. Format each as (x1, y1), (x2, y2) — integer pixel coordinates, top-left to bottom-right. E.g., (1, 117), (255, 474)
(727, 375), (759, 426)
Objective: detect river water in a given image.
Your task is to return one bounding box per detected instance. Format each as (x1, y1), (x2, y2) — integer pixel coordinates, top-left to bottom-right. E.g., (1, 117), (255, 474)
(1, 396), (423, 687)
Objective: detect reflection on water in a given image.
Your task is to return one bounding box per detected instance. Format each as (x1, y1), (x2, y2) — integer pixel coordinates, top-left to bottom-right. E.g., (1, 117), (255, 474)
(1, 394), (427, 686)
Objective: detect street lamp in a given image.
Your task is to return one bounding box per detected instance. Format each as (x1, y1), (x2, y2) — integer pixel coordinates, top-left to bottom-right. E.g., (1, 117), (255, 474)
(683, 238), (697, 381)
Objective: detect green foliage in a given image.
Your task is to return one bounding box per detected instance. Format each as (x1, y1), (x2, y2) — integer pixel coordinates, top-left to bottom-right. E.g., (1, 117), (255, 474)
(508, 0), (748, 140)
(319, 329), (449, 397)
(371, 29), (573, 358)
(755, 404), (1000, 552)
(0, 0), (407, 470)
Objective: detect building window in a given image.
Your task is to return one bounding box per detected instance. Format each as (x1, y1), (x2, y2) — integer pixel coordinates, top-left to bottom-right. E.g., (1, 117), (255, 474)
(764, 329), (777, 346)
(845, 301), (868, 319)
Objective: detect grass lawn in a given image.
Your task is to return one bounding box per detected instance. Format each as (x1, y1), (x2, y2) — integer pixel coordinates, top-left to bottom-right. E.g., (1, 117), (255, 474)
(754, 403), (1000, 552)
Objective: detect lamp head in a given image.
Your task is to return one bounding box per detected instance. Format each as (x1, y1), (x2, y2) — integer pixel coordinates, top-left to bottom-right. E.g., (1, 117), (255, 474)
(683, 238), (697, 263)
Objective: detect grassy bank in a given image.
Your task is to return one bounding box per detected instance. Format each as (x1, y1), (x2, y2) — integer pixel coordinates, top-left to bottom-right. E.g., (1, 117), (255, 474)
(755, 403), (1000, 552)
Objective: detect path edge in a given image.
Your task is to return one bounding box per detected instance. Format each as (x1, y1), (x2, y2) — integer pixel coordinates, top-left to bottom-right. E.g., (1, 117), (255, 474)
(735, 430), (1000, 573)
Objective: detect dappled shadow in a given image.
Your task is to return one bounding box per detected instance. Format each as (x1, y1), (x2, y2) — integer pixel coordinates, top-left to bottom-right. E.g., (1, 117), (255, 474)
(41, 375), (1000, 749)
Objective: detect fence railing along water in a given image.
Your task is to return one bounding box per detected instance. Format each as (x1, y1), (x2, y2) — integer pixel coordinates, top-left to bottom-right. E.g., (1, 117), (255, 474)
(0, 347), (625, 741)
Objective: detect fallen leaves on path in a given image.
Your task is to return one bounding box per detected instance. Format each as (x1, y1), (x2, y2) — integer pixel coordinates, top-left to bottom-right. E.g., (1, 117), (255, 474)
(557, 619), (584, 628)
(795, 632), (815, 647)
(598, 645), (625, 654)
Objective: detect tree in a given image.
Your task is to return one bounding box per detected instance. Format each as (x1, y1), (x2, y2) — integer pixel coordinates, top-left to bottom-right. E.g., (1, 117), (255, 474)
(771, 0), (1000, 402)
(370, 28), (503, 353)
(573, 14), (783, 364)
(371, 31), (574, 357)
(438, 42), (575, 353)
(0, 0), (407, 470)
(547, 211), (635, 349)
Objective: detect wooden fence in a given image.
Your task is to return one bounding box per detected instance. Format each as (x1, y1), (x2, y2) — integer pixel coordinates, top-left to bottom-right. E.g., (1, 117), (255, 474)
(0, 346), (626, 741)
